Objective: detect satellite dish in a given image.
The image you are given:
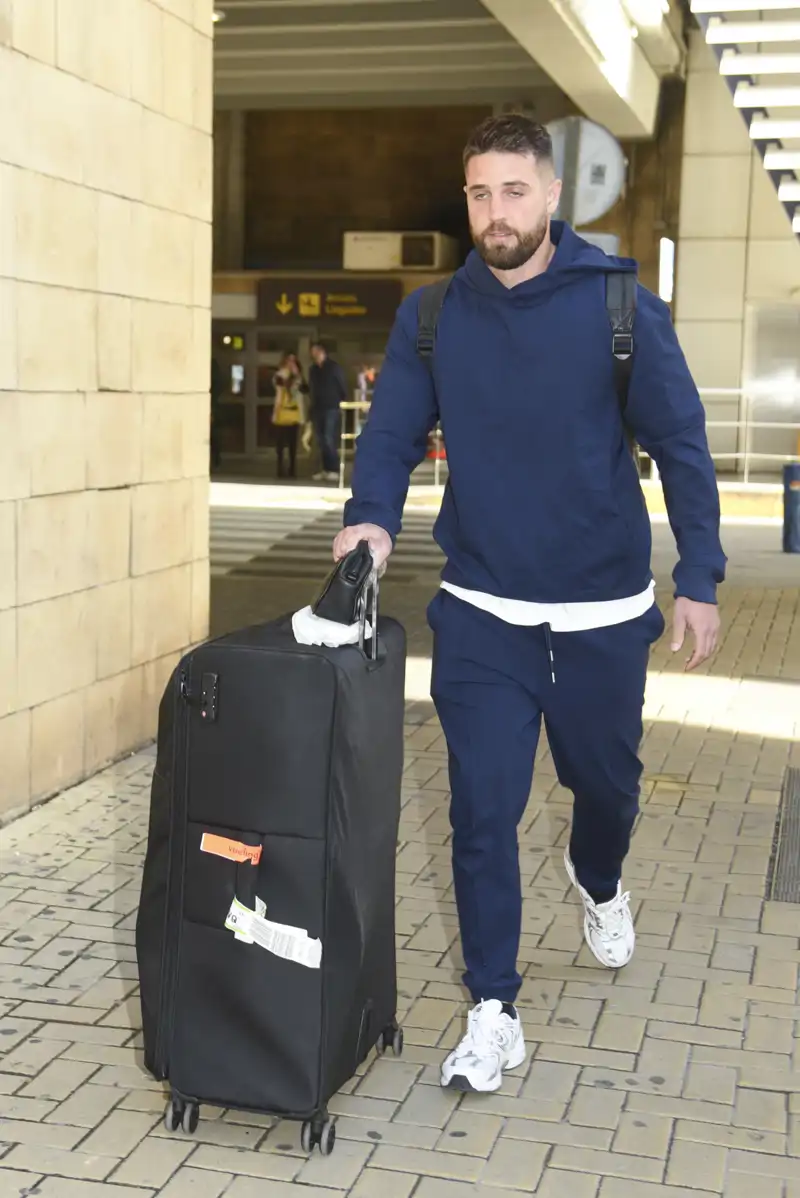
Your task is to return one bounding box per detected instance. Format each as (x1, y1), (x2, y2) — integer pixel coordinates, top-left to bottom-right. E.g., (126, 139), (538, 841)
(546, 116), (627, 226)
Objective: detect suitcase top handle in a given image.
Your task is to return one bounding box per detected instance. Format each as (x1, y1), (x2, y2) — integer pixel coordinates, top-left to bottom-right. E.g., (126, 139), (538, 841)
(311, 540), (380, 661)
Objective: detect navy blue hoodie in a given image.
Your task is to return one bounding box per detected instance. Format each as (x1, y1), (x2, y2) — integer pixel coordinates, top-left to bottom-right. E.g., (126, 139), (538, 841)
(344, 222), (726, 605)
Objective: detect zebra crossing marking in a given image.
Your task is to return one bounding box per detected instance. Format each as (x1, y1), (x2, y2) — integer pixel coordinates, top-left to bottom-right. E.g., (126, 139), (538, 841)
(210, 505), (442, 582)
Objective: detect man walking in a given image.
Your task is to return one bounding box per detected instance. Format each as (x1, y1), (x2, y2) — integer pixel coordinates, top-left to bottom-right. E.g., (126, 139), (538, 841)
(309, 342), (348, 481)
(333, 115), (725, 1094)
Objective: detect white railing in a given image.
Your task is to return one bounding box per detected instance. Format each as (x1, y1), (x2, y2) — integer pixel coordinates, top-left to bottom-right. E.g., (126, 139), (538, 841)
(672, 388), (800, 485)
(339, 388), (800, 489)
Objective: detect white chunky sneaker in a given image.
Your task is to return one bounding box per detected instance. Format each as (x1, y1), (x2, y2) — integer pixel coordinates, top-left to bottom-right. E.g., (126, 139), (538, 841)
(564, 849), (635, 969)
(440, 999), (526, 1093)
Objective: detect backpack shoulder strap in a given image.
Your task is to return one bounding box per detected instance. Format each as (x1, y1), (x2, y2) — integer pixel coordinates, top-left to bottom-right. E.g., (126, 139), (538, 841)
(416, 275), (453, 368)
(605, 270), (637, 415)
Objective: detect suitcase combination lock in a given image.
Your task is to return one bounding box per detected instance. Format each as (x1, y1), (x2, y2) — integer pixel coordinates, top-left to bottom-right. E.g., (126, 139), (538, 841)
(200, 673), (219, 722)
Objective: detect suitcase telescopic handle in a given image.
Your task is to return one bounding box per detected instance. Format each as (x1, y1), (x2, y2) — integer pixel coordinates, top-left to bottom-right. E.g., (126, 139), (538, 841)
(356, 563), (380, 662)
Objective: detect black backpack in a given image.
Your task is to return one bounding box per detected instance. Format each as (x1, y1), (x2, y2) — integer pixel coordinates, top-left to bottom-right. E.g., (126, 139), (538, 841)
(415, 270), (638, 458)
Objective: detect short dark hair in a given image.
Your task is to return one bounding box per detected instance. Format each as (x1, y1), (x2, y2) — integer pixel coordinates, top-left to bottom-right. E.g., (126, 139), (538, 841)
(463, 114), (553, 170)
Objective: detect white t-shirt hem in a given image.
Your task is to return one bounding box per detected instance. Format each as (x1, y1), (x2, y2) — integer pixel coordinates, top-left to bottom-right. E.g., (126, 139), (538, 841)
(439, 579), (656, 632)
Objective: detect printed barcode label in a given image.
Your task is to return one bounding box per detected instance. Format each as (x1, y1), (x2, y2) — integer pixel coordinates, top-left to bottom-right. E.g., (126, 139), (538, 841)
(225, 898), (322, 969)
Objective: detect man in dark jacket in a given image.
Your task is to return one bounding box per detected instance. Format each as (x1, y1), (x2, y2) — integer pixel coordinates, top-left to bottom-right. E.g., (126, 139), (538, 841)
(334, 114), (726, 1095)
(309, 343), (348, 481)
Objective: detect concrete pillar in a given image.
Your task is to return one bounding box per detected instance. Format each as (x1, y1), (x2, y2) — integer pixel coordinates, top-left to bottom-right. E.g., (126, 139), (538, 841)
(0, 0), (214, 818)
(674, 32), (800, 469)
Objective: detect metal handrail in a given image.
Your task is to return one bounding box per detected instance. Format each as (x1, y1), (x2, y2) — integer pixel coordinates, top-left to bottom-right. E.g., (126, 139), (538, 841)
(336, 392), (800, 488)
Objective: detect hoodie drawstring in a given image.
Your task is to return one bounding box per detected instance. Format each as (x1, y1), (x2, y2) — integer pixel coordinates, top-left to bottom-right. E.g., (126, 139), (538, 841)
(543, 623), (556, 685)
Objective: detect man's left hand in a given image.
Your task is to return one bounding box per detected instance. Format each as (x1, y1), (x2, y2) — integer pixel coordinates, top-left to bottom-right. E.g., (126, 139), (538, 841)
(671, 597), (720, 671)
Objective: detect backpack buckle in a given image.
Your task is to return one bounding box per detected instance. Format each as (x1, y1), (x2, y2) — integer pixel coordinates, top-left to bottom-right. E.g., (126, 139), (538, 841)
(612, 332), (633, 360)
(416, 331), (435, 358)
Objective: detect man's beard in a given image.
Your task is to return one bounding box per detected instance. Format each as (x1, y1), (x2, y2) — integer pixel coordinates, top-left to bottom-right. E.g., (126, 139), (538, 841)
(473, 214), (548, 270)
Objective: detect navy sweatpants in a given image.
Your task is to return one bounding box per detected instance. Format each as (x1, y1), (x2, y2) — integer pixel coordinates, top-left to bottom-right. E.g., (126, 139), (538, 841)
(428, 589), (665, 1004)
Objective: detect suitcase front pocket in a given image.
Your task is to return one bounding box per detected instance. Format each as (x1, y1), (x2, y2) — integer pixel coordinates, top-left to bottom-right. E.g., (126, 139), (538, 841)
(184, 823), (263, 929)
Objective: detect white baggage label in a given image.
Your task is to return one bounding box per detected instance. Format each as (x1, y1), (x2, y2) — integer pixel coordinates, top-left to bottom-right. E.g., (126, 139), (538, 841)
(225, 897), (322, 969)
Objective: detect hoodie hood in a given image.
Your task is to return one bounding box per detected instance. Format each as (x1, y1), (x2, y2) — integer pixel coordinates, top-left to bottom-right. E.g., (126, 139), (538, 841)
(461, 220), (636, 304)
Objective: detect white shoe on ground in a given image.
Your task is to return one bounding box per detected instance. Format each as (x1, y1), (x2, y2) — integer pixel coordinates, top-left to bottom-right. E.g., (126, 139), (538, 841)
(564, 849), (635, 969)
(440, 999), (526, 1093)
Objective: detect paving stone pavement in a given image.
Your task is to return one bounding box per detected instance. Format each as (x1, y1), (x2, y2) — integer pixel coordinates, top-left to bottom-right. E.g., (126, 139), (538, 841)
(0, 521), (799, 1196)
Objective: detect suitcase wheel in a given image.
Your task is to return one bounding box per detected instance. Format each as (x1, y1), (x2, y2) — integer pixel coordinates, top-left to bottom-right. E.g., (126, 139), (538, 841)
(165, 1095), (200, 1136)
(376, 1022), (404, 1058)
(301, 1114), (336, 1156)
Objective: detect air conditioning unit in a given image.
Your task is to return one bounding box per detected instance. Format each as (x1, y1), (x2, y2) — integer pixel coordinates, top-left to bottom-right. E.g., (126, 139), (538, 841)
(343, 231), (459, 272)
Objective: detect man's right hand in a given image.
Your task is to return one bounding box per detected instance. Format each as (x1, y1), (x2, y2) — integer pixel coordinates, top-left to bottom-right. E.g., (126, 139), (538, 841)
(333, 523), (393, 570)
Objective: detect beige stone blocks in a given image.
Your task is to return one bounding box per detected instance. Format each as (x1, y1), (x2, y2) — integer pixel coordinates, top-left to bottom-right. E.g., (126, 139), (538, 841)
(131, 564), (192, 668)
(24, 393), (86, 496)
(17, 590), (96, 710)
(132, 301), (195, 393)
(97, 296), (133, 393)
(131, 0), (165, 112)
(193, 24), (213, 133)
(0, 395), (28, 500)
(0, 277), (17, 389)
(677, 30), (800, 400)
(14, 170), (98, 291)
(0, 606), (17, 716)
(57, 0), (133, 98)
(747, 240), (800, 301)
(193, 220), (213, 306)
(10, 0), (56, 66)
(679, 156), (751, 242)
(0, 1), (212, 814)
(0, 45), (28, 171)
(93, 580), (133, 681)
(131, 205), (195, 306)
(0, 501), (16, 611)
(184, 393), (211, 478)
(17, 489), (130, 607)
(0, 162), (16, 277)
(85, 392), (142, 491)
(88, 488), (132, 588)
(0, 709), (31, 817)
(31, 690), (85, 799)
(85, 669), (144, 774)
(675, 240), (746, 324)
(683, 52), (750, 158)
(16, 283), (97, 391)
(18, 492), (91, 606)
(158, 0), (197, 27)
(195, 0), (215, 35)
(142, 395), (185, 483)
(142, 650), (181, 739)
(191, 559), (210, 645)
(163, 11), (195, 126)
(97, 194), (134, 295)
(131, 480), (193, 576)
(83, 85), (143, 200)
(23, 53), (88, 186)
(192, 475), (210, 559)
(673, 321), (743, 393)
(140, 108), (211, 219)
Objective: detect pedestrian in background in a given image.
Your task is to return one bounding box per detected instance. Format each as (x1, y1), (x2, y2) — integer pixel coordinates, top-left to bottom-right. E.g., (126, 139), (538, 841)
(309, 342), (348, 482)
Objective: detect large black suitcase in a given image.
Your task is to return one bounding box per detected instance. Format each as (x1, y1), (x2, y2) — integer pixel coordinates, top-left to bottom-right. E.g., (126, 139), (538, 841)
(136, 606), (406, 1155)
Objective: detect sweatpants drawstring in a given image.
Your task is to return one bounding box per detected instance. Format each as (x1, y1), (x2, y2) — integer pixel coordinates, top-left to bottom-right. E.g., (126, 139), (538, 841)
(543, 622), (556, 685)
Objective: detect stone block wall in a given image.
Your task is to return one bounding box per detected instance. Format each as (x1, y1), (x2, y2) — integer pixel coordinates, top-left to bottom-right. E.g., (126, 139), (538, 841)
(0, 0), (214, 818)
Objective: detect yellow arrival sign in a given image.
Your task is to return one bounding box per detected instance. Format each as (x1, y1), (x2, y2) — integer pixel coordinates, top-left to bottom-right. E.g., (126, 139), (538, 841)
(258, 278), (403, 325)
